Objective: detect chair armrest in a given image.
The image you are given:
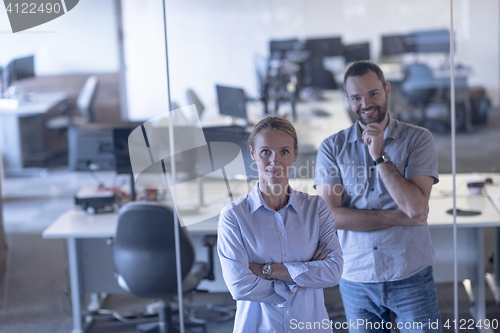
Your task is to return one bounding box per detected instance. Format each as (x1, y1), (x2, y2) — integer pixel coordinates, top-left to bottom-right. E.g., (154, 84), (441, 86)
(57, 100), (78, 125)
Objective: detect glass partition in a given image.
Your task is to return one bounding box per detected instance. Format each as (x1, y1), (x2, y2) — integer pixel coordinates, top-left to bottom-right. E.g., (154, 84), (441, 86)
(121, 0), (500, 331)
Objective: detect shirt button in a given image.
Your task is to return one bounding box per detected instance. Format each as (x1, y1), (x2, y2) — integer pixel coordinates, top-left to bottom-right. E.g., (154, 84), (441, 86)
(374, 246), (378, 250)
(286, 310), (290, 314)
(371, 188), (375, 191)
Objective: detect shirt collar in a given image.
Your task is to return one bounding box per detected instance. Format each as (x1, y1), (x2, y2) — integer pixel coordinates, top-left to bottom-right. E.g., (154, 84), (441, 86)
(248, 183), (298, 213)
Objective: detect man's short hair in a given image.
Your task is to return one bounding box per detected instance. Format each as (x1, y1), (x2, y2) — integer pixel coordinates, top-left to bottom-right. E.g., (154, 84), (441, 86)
(344, 61), (387, 88)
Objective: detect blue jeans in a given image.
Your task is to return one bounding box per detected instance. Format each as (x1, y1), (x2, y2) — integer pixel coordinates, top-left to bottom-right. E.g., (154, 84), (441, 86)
(339, 266), (442, 333)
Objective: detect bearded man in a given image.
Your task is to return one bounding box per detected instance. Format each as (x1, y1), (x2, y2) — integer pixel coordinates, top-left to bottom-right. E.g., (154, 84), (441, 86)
(314, 61), (442, 333)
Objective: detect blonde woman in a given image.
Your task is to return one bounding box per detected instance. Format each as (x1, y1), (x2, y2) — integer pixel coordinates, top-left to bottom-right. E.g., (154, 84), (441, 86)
(218, 116), (343, 333)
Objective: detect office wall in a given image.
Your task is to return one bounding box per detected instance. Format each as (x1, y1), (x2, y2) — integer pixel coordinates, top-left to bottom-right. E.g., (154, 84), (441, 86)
(0, 0), (119, 74)
(463, 0), (500, 105)
(164, 0), (500, 110)
(120, 0), (170, 121)
(0, 173), (4, 274)
(2, 0), (496, 119)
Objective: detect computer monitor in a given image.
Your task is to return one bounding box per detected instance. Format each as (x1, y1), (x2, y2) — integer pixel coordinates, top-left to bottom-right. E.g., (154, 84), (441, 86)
(405, 29), (450, 53)
(343, 42), (371, 63)
(269, 38), (302, 58)
(381, 35), (409, 56)
(216, 85), (247, 120)
(113, 123), (148, 201)
(305, 37), (343, 58)
(69, 124), (142, 173)
(2, 55), (35, 89)
(382, 30), (451, 56)
(68, 126), (115, 172)
(113, 127), (134, 175)
(202, 126), (257, 180)
(301, 58), (337, 90)
(301, 37), (343, 91)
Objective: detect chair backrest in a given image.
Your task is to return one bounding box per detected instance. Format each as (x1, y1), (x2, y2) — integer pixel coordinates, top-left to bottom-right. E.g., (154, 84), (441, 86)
(401, 63), (436, 106)
(186, 89), (205, 118)
(113, 202), (196, 298)
(77, 76), (99, 123)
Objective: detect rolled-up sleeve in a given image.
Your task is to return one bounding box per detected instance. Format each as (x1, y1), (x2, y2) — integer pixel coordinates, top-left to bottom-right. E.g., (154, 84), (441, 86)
(405, 128), (439, 184)
(283, 199), (343, 288)
(217, 206), (286, 304)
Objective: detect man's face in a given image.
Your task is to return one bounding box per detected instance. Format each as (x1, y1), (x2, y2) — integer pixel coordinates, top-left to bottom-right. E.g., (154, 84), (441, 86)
(345, 70), (391, 126)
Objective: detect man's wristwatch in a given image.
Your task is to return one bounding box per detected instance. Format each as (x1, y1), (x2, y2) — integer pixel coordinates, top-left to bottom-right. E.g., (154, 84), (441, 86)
(262, 263), (272, 280)
(373, 152), (391, 166)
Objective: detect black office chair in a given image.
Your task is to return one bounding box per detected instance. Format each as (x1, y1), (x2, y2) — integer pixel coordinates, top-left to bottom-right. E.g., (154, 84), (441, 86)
(113, 202), (215, 333)
(46, 75), (99, 130)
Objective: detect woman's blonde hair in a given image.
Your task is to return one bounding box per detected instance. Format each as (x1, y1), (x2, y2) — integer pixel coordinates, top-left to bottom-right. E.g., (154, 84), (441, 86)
(247, 116), (298, 149)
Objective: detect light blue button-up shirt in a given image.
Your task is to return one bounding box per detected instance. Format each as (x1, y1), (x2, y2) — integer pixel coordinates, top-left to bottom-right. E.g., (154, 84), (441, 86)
(314, 116), (439, 283)
(217, 184), (343, 333)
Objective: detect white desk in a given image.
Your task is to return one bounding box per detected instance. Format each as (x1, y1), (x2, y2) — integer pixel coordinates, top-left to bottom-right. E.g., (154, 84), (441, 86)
(43, 179), (250, 333)
(293, 175), (500, 333)
(423, 173), (500, 333)
(43, 210), (224, 333)
(43, 174), (500, 333)
(0, 92), (67, 172)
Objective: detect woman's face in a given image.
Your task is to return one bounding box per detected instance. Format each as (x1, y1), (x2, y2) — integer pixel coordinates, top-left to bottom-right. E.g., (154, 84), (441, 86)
(250, 129), (298, 187)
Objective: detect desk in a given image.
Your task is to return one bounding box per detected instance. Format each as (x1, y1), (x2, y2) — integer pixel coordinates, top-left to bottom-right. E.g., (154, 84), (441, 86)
(425, 173), (500, 333)
(43, 179), (250, 333)
(43, 174), (500, 333)
(43, 210), (224, 333)
(292, 175), (500, 333)
(0, 92), (67, 172)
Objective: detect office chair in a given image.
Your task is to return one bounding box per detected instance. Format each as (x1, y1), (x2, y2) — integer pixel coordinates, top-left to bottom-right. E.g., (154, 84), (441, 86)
(186, 89), (205, 121)
(46, 75), (99, 130)
(401, 63), (436, 107)
(113, 202), (215, 333)
(401, 63), (437, 128)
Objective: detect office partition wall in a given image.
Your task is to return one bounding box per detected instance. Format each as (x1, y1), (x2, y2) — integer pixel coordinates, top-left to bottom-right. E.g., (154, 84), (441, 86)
(114, 1), (500, 332)
(0, 162), (4, 274)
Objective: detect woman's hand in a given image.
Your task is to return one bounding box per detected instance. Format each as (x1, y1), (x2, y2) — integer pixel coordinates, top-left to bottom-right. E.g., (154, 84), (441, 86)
(248, 242), (333, 294)
(310, 242), (333, 261)
(290, 242), (333, 294)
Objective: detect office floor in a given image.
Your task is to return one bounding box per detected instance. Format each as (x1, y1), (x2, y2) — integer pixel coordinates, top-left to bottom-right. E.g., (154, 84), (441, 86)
(1, 108), (500, 333)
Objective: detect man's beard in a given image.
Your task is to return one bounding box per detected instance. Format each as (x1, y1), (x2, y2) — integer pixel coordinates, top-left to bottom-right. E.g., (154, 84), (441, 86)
(356, 100), (388, 126)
